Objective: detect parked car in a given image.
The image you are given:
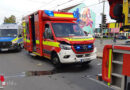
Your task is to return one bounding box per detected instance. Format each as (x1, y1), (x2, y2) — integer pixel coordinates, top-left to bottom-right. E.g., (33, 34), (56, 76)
(125, 40), (130, 45)
(94, 35), (101, 38)
(128, 36), (130, 39)
(116, 36), (127, 40)
(103, 35), (108, 38)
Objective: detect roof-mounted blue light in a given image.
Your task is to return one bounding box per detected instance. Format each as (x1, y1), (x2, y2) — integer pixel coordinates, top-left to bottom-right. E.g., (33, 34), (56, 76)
(44, 10), (54, 16)
(73, 11), (77, 18)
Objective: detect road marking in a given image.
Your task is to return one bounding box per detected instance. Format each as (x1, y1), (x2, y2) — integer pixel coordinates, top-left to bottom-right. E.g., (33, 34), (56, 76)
(5, 72), (26, 79)
(6, 80), (17, 86)
(36, 63), (43, 66)
(97, 63), (102, 66)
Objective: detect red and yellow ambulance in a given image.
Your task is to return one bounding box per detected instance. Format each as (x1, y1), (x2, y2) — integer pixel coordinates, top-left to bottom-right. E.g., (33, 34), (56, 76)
(22, 10), (97, 67)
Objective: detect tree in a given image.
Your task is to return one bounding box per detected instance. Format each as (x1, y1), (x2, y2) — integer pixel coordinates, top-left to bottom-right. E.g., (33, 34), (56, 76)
(4, 15), (16, 23)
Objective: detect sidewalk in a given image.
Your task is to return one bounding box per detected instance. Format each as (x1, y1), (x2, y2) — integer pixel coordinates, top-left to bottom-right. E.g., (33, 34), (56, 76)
(95, 39), (128, 59)
(97, 52), (103, 59)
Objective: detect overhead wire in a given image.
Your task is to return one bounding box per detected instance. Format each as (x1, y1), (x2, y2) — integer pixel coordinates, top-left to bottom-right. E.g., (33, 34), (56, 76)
(26, 0), (47, 3)
(19, 0), (108, 23)
(86, 0), (108, 8)
(36, 0), (57, 10)
(50, 0), (74, 10)
(51, 0), (84, 10)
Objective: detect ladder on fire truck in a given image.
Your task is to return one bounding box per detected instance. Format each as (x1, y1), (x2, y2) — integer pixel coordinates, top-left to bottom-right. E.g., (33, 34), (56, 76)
(101, 0), (130, 90)
(102, 45), (130, 90)
(110, 50), (126, 90)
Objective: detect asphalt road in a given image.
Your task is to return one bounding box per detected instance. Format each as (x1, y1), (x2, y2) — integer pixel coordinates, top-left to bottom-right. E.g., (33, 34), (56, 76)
(0, 49), (114, 90)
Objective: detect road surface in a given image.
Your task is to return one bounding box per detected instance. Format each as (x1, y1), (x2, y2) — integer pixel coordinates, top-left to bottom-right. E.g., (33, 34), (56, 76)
(0, 49), (113, 90)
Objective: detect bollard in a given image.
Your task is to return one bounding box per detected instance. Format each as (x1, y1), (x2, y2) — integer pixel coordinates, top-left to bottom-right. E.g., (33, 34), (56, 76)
(0, 75), (6, 88)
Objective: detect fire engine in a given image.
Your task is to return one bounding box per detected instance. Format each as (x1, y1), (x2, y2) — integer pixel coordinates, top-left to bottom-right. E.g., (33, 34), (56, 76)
(22, 10), (97, 67)
(101, 0), (130, 89)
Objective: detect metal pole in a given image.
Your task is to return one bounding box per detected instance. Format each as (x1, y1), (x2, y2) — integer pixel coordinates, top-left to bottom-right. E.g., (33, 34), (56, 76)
(100, 0), (105, 44)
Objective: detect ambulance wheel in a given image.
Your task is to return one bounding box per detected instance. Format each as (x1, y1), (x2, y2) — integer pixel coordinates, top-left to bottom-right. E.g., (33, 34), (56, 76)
(52, 54), (61, 68)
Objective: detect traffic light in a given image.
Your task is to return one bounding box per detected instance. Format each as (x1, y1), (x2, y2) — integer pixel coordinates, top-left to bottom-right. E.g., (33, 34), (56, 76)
(99, 23), (108, 29)
(103, 14), (106, 24)
(104, 24), (108, 28)
(99, 24), (102, 28)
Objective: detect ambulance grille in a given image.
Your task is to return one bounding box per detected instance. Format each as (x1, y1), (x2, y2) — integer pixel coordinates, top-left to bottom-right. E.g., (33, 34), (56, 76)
(0, 42), (12, 48)
(73, 44), (94, 52)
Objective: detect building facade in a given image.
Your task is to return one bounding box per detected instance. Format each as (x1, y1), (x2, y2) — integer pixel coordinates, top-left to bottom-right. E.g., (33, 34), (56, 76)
(68, 3), (96, 35)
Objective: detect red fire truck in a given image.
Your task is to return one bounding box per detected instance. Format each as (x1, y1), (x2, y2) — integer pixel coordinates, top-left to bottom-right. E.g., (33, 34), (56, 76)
(22, 10), (97, 67)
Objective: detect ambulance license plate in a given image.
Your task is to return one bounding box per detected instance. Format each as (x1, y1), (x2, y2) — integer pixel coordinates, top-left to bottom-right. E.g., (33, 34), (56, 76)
(80, 59), (84, 62)
(1, 49), (8, 51)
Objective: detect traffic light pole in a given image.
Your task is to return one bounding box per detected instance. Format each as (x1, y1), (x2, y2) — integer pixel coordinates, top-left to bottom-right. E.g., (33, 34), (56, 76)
(100, 0), (105, 44)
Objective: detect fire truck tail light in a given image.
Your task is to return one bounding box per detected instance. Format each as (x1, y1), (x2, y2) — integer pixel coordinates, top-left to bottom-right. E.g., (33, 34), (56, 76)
(44, 10), (54, 16)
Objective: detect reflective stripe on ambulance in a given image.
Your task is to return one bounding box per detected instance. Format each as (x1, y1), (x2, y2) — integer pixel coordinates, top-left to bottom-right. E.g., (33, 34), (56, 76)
(42, 41), (60, 47)
(64, 37), (94, 41)
(54, 14), (74, 18)
(42, 40), (60, 59)
(36, 40), (40, 44)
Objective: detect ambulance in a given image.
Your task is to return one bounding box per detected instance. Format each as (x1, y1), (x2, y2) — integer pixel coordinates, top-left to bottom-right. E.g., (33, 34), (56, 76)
(23, 10), (97, 67)
(0, 23), (23, 51)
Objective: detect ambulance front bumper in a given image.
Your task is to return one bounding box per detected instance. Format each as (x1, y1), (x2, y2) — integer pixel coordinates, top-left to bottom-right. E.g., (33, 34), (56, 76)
(58, 47), (97, 64)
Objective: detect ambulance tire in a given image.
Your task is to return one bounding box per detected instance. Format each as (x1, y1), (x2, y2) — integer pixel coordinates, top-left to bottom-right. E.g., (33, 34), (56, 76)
(52, 53), (61, 68)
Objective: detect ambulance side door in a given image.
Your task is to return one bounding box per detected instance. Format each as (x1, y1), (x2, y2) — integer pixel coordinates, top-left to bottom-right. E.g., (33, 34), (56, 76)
(43, 23), (54, 58)
(23, 18), (31, 50)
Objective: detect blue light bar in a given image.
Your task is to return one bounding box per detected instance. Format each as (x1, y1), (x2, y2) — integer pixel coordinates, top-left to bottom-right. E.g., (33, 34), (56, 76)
(76, 46), (81, 50)
(87, 44), (93, 49)
(44, 10), (54, 16)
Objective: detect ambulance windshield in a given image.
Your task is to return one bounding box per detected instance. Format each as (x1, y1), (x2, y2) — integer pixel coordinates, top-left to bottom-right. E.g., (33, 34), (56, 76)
(52, 23), (85, 37)
(0, 29), (17, 37)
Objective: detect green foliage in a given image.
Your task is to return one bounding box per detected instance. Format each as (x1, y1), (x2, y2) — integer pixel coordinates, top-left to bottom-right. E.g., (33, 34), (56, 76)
(4, 15), (16, 23)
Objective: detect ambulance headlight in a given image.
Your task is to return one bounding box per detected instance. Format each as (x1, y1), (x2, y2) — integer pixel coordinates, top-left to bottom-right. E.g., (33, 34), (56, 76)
(60, 44), (71, 50)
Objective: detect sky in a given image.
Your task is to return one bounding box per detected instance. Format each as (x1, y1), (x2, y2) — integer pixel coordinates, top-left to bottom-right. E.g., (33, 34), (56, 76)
(0, 0), (115, 27)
